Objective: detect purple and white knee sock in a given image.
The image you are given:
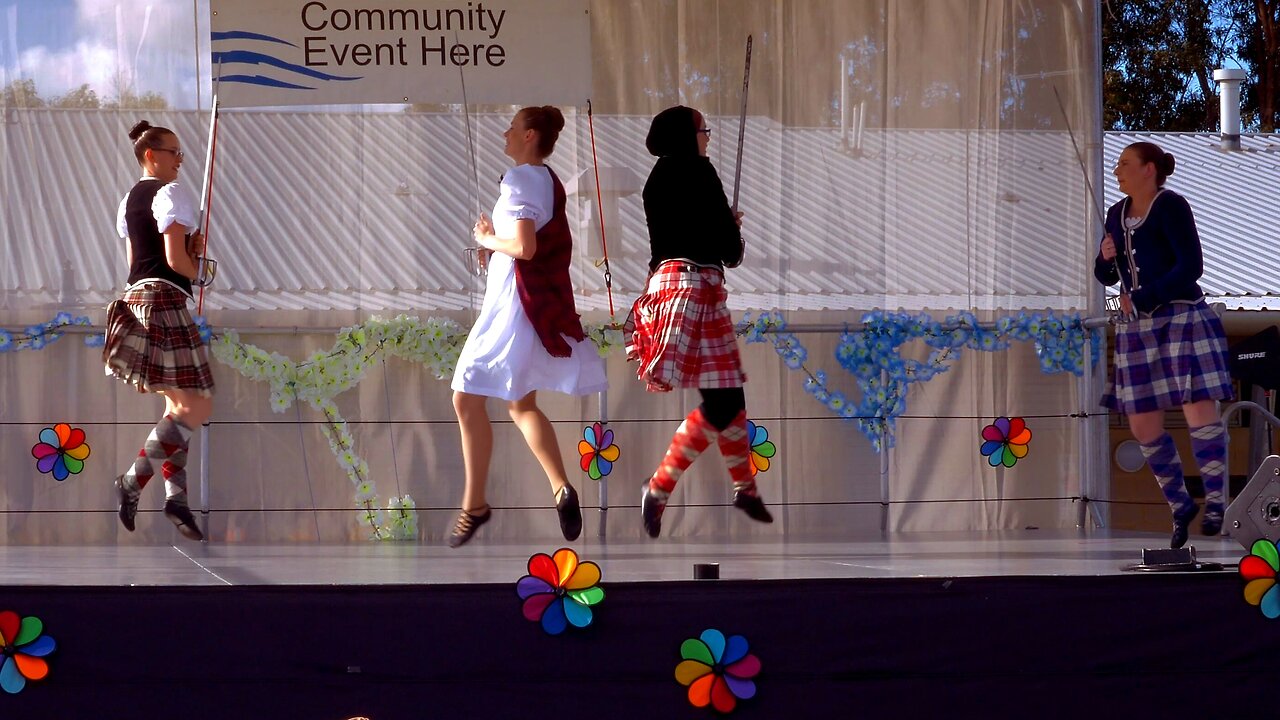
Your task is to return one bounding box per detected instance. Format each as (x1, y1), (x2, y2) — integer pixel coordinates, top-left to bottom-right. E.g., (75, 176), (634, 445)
(1189, 423), (1227, 519)
(1140, 433), (1195, 517)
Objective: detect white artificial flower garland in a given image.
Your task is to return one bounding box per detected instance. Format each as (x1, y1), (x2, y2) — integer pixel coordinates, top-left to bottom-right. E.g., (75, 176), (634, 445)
(211, 317), (627, 540)
(212, 315), (467, 540)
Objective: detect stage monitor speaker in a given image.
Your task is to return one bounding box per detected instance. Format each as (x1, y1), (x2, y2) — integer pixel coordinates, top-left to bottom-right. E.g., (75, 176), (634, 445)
(1228, 326), (1280, 391)
(1225, 454), (1280, 551)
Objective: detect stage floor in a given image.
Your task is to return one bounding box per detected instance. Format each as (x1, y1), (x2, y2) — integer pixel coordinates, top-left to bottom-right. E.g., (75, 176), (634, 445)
(0, 529), (1247, 586)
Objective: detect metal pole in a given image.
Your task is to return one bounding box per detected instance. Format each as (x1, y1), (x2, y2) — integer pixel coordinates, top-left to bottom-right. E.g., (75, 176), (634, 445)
(199, 422), (210, 542)
(1249, 386), (1268, 479)
(1079, 330), (1098, 529)
(1220, 400), (1280, 511)
(879, 370), (890, 534)
(839, 56), (850, 149)
(597, 388), (609, 538)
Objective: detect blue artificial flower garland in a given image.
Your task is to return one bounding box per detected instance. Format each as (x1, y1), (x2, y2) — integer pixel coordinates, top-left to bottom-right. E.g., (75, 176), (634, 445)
(0, 313), (101, 352)
(739, 309), (1102, 452)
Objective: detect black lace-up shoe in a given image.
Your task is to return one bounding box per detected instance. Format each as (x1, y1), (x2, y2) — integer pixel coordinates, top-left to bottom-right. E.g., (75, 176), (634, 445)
(556, 485), (583, 541)
(447, 506), (492, 548)
(732, 490), (774, 524)
(641, 484), (667, 539)
(1171, 504), (1199, 549)
(115, 476), (138, 532)
(163, 500), (205, 542)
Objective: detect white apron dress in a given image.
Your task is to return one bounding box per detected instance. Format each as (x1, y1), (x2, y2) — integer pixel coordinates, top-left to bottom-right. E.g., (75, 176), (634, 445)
(451, 164), (608, 401)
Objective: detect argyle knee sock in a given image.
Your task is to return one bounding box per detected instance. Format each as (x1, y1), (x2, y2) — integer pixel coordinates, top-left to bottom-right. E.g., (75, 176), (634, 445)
(119, 414), (190, 499)
(716, 411), (758, 495)
(1189, 423), (1227, 516)
(157, 416), (194, 505)
(118, 448), (153, 500)
(1140, 433), (1195, 515)
(649, 408), (718, 498)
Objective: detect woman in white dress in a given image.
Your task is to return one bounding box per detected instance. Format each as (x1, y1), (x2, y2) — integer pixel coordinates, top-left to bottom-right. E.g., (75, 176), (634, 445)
(448, 106), (608, 547)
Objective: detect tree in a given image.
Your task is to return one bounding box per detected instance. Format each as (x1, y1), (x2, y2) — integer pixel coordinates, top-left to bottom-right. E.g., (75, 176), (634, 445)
(1101, 0), (1233, 130)
(1, 79), (46, 108)
(1227, 0), (1280, 130)
(105, 89), (169, 110)
(52, 84), (100, 109)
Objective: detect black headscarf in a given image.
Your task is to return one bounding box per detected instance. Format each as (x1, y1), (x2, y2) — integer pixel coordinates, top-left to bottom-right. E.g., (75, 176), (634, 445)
(645, 105), (700, 157)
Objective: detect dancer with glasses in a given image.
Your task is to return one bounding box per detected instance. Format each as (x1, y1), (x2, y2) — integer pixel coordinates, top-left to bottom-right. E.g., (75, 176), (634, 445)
(447, 106), (608, 547)
(103, 120), (213, 542)
(1097, 141), (1233, 548)
(626, 105), (773, 539)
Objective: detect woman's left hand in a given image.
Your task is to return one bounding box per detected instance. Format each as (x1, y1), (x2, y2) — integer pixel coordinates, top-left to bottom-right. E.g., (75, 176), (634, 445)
(187, 230), (206, 256)
(734, 211), (744, 227)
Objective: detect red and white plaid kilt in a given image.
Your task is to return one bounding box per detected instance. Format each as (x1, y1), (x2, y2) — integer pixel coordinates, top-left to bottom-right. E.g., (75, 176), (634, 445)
(625, 260), (746, 392)
(103, 282), (215, 396)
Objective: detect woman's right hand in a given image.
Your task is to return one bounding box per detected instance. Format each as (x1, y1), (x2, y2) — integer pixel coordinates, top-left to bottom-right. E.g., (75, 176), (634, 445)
(1099, 234), (1117, 261)
(473, 214), (494, 245)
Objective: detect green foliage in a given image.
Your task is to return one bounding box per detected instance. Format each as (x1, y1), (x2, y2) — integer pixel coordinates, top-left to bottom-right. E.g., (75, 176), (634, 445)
(0, 78), (168, 111)
(1226, 0), (1280, 131)
(104, 89), (169, 110)
(51, 84), (100, 109)
(1102, 0), (1280, 132)
(1101, 0), (1229, 130)
(1, 79), (46, 108)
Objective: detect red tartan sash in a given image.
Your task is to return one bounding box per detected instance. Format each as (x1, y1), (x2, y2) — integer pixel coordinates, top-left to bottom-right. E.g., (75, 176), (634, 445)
(513, 167), (586, 358)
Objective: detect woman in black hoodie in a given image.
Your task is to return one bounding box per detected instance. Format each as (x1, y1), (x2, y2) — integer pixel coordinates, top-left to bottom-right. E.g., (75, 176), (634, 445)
(625, 105), (773, 539)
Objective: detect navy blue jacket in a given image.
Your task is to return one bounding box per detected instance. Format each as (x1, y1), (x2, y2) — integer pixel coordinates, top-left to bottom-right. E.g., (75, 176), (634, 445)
(1094, 189), (1204, 314)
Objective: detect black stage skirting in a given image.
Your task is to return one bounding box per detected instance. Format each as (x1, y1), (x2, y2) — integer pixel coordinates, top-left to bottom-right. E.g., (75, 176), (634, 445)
(1, 571), (1272, 718)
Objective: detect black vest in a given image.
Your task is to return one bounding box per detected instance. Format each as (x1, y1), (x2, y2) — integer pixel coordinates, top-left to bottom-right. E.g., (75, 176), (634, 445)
(125, 179), (192, 295)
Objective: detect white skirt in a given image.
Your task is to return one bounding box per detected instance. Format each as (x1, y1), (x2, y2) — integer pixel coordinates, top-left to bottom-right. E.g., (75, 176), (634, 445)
(451, 252), (608, 401)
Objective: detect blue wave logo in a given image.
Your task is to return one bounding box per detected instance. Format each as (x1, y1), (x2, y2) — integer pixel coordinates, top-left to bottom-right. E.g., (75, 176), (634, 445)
(211, 30), (361, 91)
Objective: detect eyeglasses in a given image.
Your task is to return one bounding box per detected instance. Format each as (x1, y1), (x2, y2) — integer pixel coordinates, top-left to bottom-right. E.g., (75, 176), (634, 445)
(153, 147), (185, 161)
(697, 128), (712, 137)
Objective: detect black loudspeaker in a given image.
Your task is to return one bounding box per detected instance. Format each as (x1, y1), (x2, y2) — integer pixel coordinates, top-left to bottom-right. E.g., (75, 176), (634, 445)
(1228, 326), (1280, 391)
(1225, 455), (1280, 550)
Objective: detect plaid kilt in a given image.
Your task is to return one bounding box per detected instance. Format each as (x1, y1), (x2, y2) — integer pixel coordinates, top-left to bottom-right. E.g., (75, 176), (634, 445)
(1101, 299), (1232, 414)
(103, 282), (215, 396)
(624, 260), (746, 392)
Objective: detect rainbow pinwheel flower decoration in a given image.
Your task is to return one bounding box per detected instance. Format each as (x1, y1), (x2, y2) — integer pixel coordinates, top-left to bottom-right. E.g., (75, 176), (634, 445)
(979, 417), (1031, 468)
(31, 423), (91, 481)
(516, 548), (605, 635)
(0, 611), (55, 694)
(578, 422), (620, 480)
(745, 420), (776, 476)
(675, 628), (761, 713)
(1240, 539), (1280, 619)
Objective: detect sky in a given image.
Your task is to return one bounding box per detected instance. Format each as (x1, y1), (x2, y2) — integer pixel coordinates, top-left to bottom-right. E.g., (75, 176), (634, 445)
(2, 0), (208, 107)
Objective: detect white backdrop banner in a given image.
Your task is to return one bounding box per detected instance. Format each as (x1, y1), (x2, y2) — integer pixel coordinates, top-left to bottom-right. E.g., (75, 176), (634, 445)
(210, 0), (591, 107)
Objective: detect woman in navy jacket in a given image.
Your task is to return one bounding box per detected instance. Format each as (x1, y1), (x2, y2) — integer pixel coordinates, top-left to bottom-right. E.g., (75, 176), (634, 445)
(1095, 141), (1233, 548)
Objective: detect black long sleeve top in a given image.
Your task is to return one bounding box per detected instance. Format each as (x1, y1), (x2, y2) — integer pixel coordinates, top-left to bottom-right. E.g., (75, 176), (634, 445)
(642, 155), (743, 272)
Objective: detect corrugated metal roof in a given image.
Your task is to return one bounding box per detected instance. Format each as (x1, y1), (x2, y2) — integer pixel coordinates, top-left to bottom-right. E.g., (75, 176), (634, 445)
(1104, 132), (1280, 310)
(23, 109), (1269, 318)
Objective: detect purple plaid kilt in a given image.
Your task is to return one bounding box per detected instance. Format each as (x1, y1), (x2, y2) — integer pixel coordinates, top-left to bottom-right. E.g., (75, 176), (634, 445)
(103, 282), (215, 396)
(1101, 299), (1232, 414)
(624, 260), (746, 392)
